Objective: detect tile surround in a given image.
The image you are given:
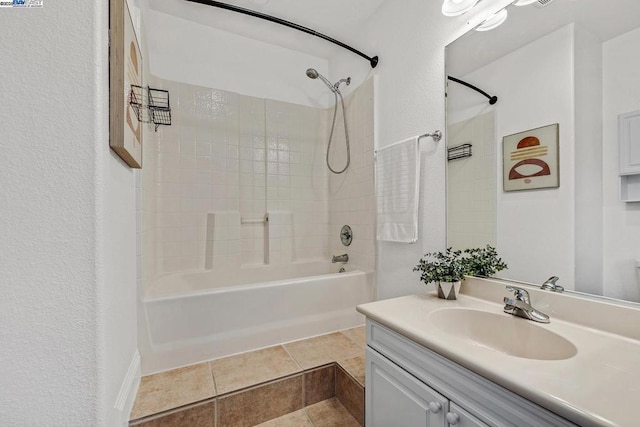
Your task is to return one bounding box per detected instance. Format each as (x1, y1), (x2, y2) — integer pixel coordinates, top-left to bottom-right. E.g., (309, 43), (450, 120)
(140, 77), (375, 292)
(131, 326), (366, 426)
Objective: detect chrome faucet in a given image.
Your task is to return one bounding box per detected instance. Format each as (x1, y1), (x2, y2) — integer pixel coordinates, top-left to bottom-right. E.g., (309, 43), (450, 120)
(503, 285), (550, 323)
(332, 254), (349, 263)
(540, 276), (564, 293)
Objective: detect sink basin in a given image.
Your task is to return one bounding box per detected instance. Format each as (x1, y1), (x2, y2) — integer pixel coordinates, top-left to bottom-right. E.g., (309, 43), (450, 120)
(429, 308), (577, 360)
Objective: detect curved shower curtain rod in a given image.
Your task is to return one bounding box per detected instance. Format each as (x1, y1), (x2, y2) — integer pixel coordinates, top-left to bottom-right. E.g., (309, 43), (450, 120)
(447, 76), (498, 105)
(185, 0), (379, 68)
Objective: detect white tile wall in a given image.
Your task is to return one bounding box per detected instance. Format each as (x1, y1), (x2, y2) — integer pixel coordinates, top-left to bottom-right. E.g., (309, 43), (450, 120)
(144, 78), (340, 275)
(328, 78), (376, 272)
(446, 111), (497, 250)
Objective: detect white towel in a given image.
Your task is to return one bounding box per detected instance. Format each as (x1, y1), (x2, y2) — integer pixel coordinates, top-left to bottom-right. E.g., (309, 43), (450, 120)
(375, 136), (420, 243)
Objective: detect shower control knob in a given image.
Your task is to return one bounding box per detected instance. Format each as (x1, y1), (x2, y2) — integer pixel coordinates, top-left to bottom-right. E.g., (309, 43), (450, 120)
(340, 225), (353, 246)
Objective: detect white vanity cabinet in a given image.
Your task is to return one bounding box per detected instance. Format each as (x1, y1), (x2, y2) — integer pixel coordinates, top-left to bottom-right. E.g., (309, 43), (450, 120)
(367, 347), (487, 427)
(365, 320), (576, 427)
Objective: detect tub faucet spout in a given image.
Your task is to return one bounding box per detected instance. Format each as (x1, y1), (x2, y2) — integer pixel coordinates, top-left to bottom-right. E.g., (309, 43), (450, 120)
(332, 254), (349, 263)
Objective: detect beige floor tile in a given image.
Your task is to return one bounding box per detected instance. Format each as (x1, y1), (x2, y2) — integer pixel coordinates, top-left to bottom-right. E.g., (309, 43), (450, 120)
(338, 355), (365, 386)
(340, 326), (366, 349)
(130, 363), (215, 421)
(211, 345), (301, 395)
(254, 409), (314, 426)
(305, 398), (361, 427)
(283, 332), (362, 370)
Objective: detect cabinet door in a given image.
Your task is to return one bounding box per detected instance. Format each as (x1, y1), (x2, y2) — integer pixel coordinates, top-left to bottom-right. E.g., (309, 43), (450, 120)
(619, 110), (640, 175)
(446, 402), (489, 427)
(366, 347), (448, 427)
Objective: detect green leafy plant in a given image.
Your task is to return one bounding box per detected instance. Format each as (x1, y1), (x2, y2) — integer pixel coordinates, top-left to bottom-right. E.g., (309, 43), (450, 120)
(413, 248), (466, 284)
(463, 245), (507, 277)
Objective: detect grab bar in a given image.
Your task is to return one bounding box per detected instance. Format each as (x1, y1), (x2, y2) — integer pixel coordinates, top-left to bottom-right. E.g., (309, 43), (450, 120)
(241, 213), (269, 225)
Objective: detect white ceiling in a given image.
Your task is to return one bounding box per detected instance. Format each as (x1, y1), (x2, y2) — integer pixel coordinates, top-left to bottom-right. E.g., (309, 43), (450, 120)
(447, 0), (640, 77)
(146, 0), (386, 60)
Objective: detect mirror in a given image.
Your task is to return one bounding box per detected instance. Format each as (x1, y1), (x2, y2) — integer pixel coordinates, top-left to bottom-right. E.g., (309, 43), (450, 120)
(445, 0), (640, 303)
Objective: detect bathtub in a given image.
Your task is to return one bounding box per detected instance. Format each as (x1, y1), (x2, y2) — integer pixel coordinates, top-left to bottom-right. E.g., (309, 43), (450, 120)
(140, 261), (375, 374)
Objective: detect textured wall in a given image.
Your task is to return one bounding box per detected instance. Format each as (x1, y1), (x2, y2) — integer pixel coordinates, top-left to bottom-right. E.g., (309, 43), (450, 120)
(0, 1), (140, 425)
(0, 2), (101, 425)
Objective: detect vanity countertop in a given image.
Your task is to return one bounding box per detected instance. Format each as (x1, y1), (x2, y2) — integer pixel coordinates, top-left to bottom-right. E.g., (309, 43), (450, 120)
(357, 288), (640, 427)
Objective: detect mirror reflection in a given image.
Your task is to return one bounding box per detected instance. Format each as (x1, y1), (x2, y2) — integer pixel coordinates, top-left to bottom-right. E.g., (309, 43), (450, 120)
(445, 0), (640, 303)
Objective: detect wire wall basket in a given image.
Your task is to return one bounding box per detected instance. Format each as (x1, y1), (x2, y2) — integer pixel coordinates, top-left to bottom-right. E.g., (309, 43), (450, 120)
(129, 85), (172, 131)
(447, 143), (472, 161)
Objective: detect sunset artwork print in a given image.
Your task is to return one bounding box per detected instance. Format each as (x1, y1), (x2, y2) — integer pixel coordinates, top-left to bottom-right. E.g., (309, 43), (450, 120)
(502, 124), (559, 192)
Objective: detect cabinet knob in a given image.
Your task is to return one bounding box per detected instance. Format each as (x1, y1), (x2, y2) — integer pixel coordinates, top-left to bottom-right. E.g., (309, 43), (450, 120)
(428, 401), (442, 413)
(446, 412), (460, 425)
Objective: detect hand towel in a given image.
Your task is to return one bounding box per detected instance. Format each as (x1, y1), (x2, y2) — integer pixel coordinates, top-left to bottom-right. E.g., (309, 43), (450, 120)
(375, 136), (420, 243)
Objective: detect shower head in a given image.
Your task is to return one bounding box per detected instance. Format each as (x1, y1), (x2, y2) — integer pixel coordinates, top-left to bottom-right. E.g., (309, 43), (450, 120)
(305, 68), (336, 93)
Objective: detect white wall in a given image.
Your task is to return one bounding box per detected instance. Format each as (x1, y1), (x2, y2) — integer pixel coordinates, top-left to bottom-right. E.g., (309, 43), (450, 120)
(326, 0), (535, 299)
(602, 27), (640, 302)
(0, 0), (138, 425)
(144, 9), (332, 109)
(329, 0), (506, 300)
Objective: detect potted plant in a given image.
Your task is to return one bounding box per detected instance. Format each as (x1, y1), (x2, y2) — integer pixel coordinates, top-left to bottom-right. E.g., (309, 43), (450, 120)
(463, 245), (508, 278)
(413, 248), (466, 300)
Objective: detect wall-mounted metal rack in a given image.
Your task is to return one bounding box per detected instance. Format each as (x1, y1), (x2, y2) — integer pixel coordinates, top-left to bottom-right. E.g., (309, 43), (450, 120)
(129, 85), (172, 131)
(447, 143), (472, 161)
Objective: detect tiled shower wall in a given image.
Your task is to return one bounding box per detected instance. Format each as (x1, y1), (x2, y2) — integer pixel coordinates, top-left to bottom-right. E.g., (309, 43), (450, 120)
(446, 111), (496, 250)
(143, 78), (330, 277)
(140, 77), (374, 286)
(328, 78), (376, 272)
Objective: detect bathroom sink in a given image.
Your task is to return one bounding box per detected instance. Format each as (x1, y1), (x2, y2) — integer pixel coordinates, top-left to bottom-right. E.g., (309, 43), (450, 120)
(429, 308), (577, 360)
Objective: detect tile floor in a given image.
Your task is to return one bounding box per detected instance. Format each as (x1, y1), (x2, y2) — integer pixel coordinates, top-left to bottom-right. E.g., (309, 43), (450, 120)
(130, 326), (366, 426)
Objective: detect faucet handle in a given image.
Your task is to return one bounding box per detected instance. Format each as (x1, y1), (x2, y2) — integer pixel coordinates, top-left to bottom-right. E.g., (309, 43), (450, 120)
(505, 285), (530, 304)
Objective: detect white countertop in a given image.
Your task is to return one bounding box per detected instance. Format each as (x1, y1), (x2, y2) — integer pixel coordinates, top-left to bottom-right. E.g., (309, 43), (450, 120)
(357, 290), (640, 427)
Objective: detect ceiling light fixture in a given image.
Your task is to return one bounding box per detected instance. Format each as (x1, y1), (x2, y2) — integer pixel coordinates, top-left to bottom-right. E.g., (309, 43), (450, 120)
(512, 0), (537, 5)
(441, 0), (480, 17)
(475, 8), (508, 31)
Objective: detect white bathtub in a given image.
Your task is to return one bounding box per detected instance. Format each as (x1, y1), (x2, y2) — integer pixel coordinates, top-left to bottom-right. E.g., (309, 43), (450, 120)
(140, 262), (375, 374)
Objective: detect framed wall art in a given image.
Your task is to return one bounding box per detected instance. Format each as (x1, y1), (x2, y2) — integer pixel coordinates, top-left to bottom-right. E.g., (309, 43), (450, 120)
(109, 0), (143, 168)
(503, 123), (559, 192)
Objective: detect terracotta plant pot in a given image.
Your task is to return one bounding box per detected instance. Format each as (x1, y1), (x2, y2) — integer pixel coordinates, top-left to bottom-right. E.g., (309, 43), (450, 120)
(437, 280), (462, 300)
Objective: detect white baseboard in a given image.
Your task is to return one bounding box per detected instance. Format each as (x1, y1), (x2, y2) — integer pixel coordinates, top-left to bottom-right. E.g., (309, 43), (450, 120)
(113, 350), (141, 426)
